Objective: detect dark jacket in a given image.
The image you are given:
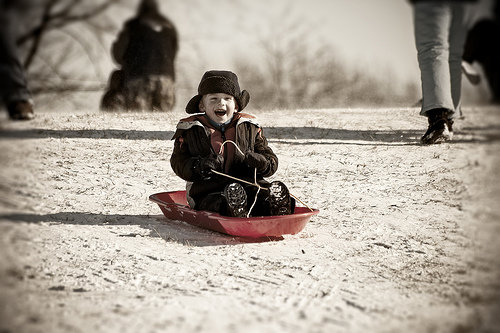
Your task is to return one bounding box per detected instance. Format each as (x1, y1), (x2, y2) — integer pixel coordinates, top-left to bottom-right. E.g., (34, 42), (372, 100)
(463, 17), (500, 102)
(409, 0), (476, 2)
(112, 14), (178, 79)
(170, 112), (278, 207)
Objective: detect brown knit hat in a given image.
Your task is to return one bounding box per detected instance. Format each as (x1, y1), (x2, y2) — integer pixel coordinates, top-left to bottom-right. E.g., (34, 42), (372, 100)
(185, 70), (250, 114)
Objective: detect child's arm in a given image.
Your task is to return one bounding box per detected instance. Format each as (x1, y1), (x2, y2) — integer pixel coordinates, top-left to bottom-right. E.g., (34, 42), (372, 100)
(248, 128), (278, 177)
(170, 136), (198, 181)
(170, 129), (223, 181)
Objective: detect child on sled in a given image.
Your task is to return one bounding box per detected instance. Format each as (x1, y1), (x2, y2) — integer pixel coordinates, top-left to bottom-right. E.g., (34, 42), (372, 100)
(170, 70), (294, 217)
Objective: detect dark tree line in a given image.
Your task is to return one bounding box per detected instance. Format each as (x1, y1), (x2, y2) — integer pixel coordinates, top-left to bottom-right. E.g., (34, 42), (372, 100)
(233, 13), (418, 110)
(15, 0), (419, 110)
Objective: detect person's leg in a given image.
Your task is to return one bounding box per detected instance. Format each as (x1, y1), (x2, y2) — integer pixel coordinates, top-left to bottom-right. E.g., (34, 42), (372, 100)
(196, 192), (227, 215)
(0, 8), (34, 120)
(153, 75), (175, 112)
(483, 56), (500, 103)
(244, 185), (270, 217)
(448, 3), (469, 116)
(244, 182), (295, 217)
(123, 77), (145, 111)
(414, 2), (455, 116)
(489, 66), (500, 103)
(414, 2), (455, 143)
(100, 70), (125, 111)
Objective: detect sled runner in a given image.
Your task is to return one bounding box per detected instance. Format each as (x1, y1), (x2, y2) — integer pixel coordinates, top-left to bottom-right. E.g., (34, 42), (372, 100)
(149, 191), (319, 238)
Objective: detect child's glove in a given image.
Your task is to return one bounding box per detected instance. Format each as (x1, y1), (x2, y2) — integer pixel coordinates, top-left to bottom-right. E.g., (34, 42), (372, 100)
(194, 154), (224, 179)
(244, 151), (269, 173)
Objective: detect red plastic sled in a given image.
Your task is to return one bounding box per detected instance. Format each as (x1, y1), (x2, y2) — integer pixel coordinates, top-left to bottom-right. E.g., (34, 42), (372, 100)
(149, 191), (319, 238)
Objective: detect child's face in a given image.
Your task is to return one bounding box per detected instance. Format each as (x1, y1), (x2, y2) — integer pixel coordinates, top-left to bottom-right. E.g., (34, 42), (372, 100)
(199, 93), (238, 124)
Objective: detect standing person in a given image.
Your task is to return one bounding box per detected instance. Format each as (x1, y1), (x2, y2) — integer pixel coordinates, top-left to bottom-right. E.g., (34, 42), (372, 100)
(170, 70), (294, 217)
(101, 0), (178, 112)
(411, 0), (476, 144)
(463, 0), (500, 103)
(0, 0), (35, 120)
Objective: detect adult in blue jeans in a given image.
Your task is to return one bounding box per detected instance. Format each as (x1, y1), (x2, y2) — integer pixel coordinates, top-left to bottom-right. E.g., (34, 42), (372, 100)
(411, 0), (476, 144)
(0, 0), (34, 120)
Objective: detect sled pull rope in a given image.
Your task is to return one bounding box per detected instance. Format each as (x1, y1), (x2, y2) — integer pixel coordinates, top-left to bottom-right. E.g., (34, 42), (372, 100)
(211, 170), (313, 212)
(247, 168), (260, 218)
(211, 169), (265, 189)
(218, 141), (262, 216)
(219, 140), (244, 156)
(289, 193), (313, 212)
(213, 140), (314, 212)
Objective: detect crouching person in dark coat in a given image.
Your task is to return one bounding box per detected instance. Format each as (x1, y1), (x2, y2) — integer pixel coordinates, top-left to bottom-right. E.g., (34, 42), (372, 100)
(462, 0), (500, 104)
(170, 70), (294, 217)
(101, 0), (178, 112)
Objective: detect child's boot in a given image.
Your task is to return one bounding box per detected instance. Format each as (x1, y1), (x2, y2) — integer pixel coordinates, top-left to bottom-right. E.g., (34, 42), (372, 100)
(223, 183), (248, 218)
(267, 181), (292, 216)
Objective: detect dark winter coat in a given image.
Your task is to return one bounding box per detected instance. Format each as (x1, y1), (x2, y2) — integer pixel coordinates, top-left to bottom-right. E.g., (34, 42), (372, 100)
(170, 112), (278, 208)
(112, 14), (178, 79)
(463, 17), (500, 102)
(409, 0), (477, 3)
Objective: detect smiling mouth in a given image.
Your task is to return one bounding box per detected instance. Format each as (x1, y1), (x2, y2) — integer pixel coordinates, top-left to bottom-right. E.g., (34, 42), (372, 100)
(214, 110), (226, 116)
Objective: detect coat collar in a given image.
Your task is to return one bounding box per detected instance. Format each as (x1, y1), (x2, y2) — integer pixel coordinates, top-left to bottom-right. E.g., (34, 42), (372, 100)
(176, 112), (259, 130)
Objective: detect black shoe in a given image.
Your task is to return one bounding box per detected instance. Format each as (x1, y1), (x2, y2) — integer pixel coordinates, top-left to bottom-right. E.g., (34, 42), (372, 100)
(421, 109), (453, 144)
(223, 183), (248, 217)
(267, 181), (292, 216)
(8, 101), (35, 121)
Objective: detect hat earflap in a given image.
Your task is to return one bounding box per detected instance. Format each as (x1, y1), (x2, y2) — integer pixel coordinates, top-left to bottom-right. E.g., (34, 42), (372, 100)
(185, 95), (202, 114)
(238, 90), (250, 111)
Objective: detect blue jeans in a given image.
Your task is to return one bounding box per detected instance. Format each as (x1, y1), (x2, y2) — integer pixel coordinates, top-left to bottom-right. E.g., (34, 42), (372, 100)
(413, 2), (469, 117)
(0, 7), (32, 106)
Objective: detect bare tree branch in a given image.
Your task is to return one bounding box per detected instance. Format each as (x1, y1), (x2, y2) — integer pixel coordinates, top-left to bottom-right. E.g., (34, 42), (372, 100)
(18, 0), (120, 67)
(58, 27), (106, 81)
(14, 0), (123, 98)
(49, 0), (119, 30)
(22, 0), (59, 69)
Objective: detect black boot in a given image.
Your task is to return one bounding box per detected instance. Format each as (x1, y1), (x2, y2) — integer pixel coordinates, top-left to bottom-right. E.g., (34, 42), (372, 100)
(267, 181), (292, 216)
(421, 108), (453, 144)
(223, 183), (248, 218)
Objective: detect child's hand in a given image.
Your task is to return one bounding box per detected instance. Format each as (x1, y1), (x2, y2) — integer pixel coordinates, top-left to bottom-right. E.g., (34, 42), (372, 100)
(244, 151), (269, 173)
(195, 154), (224, 178)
